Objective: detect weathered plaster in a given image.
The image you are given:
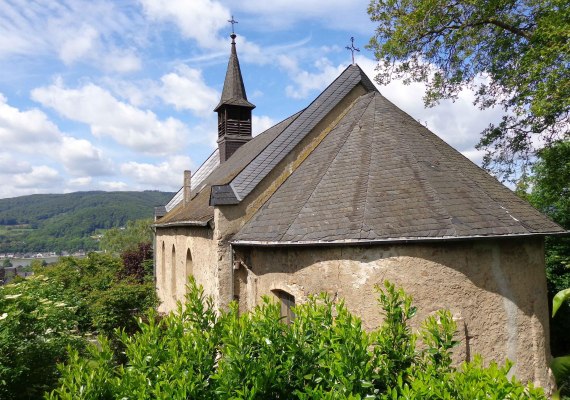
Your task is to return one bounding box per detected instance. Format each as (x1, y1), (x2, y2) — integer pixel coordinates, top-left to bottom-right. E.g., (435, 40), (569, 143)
(233, 238), (552, 389)
(155, 226), (215, 312)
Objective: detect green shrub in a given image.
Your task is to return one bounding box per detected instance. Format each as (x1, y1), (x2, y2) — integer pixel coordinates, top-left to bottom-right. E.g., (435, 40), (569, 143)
(0, 251), (157, 399)
(0, 275), (86, 399)
(48, 280), (547, 400)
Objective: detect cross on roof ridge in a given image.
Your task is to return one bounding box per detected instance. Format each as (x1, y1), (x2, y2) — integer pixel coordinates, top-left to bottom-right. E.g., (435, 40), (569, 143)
(345, 36), (360, 65)
(228, 15), (238, 34)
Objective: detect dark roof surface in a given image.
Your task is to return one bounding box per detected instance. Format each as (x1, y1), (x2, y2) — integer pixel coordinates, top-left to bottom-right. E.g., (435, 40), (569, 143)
(233, 91), (565, 243)
(214, 36), (255, 112)
(155, 113), (299, 225)
(211, 64), (376, 204)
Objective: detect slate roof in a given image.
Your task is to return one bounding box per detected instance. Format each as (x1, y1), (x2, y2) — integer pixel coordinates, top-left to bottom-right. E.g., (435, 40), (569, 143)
(157, 63), (564, 242)
(232, 89), (565, 244)
(214, 35), (255, 112)
(164, 150), (220, 213)
(154, 113), (300, 226)
(211, 64), (376, 204)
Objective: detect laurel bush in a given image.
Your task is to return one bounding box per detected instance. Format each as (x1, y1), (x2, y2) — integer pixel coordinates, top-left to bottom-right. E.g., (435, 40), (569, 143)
(48, 280), (547, 400)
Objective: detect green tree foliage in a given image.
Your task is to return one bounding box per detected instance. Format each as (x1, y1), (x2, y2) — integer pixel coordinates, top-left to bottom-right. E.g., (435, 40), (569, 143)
(551, 289), (570, 398)
(48, 281), (546, 399)
(0, 191), (173, 253)
(0, 275), (86, 399)
(0, 252), (157, 399)
(367, 0), (570, 180)
(39, 252), (157, 336)
(99, 219), (153, 255)
(522, 141), (570, 356)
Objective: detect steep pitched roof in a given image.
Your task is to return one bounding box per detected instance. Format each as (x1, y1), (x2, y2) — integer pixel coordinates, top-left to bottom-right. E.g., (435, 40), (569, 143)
(157, 64), (375, 226)
(211, 64), (376, 204)
(233, 90), (565, 244)
(154, 113), (299, 226)
(214, 35), (255, 112)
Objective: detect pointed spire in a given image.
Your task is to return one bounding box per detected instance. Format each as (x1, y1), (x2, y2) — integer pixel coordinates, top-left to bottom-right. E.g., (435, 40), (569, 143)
(214, 33), (255, 112)
(215, 30), (255, 163)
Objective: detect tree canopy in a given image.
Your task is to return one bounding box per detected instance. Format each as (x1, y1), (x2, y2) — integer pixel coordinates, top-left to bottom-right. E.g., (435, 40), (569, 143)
(368, 0), (570, 180)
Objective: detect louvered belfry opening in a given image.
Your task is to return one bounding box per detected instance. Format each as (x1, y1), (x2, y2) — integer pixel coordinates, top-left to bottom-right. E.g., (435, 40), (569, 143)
(218, 108), (252, 138)
(217, 106), (253, 161)
(215, 32), (255, 163)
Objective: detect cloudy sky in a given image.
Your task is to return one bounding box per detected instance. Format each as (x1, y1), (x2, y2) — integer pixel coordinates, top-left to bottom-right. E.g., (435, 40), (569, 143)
(0, 0), (503, 199)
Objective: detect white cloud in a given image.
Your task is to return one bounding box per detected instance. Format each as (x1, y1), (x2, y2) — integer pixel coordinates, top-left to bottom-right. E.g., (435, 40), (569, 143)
(108, 65), (219, 114)
(158, 66), (219, 113)
(285, 58), (345, 99)
(139, 0), (230, 49)
(0, 93), (115, 194)
(68, 177), (93, 187)
(0, 93), (62, 152)
(253, 115), (276, 136)
(102, 49), (142, 73)
(0, 155), (32, 175)
(59, 24), (99, 64)
(59, 137), (114, 176)
(31, 80), (189, 155)
(0, 0), (142, 73)
(98, 180), (129, 191)
(120, 155), (194, 190)
(13, 166), (61, 189)
(232, 0), (373, 33)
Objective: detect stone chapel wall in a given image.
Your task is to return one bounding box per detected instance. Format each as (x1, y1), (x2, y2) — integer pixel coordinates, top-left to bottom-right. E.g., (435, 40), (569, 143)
(233, 238), (552, 389)
(155, 226), (216, 313)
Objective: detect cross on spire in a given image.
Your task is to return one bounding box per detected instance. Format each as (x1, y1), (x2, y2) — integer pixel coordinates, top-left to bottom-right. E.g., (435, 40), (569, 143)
(228, 15), (238, 34)
(345, 37), (360, 65)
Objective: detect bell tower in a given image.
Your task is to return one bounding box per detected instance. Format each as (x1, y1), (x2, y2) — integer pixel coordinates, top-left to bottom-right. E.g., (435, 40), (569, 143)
(214, 30), (255, 163)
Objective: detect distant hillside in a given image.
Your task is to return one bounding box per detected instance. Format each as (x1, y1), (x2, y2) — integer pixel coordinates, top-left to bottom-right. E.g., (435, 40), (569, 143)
(0, 191), (174, 254)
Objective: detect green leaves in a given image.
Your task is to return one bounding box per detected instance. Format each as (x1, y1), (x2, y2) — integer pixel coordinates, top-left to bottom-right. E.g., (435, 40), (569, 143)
(551, 356), (570, 387)
(552, 288), (570, 317)
(48, 280), (547, 399)
(367, 0), (570, 180)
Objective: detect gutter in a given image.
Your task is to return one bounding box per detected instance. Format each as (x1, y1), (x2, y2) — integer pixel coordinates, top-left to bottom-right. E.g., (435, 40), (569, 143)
(231, 231), (569, 247)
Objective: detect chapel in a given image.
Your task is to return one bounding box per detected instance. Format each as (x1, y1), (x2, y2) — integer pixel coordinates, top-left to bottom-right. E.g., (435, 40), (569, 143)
(153, 32), (566, 387)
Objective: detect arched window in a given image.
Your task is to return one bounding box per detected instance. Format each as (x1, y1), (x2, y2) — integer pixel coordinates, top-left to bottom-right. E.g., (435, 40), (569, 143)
(186, 248), (193, 282)
(171, 244), (176, 300)
(272, 290), (296, 324)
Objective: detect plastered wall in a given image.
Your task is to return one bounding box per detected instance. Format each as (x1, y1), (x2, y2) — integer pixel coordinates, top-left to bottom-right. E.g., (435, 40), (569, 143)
(233, 238), (552, 389)
(155, 226), (216, 312)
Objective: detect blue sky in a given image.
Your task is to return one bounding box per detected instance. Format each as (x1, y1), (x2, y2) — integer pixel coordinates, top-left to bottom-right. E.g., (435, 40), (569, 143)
(0, 0), (503, 199)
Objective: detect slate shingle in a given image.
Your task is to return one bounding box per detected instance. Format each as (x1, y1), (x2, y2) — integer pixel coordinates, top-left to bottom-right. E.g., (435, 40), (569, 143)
(233, 91), (565, 243)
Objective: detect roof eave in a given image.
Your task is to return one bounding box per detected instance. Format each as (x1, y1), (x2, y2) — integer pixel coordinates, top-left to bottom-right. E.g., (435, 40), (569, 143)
(153, 219), (211, 228)
(214, 99), (256, 112)
(231, 231), (569, 247)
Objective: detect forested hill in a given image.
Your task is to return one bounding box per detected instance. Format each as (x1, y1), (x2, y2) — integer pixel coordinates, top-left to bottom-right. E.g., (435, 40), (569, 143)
(0, 191), (174, 253)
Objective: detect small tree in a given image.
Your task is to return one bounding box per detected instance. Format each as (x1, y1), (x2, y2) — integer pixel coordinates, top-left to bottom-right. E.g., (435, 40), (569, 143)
(99, 219), (153, 255)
